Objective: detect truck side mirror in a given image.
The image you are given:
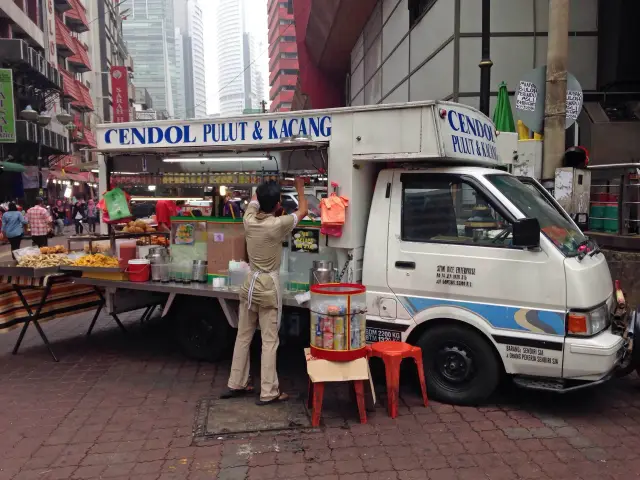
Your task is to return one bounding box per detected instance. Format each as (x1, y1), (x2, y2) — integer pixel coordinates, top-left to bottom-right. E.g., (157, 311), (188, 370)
(512, 217), (540, 248)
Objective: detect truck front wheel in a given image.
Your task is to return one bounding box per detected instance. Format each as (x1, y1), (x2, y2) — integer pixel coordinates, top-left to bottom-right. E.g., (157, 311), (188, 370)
(170, 296), (234, 362)
(417, 324), (501, 405)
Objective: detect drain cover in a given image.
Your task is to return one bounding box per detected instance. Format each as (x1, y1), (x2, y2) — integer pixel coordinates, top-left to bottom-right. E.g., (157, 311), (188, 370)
(194, 394), (311, 438)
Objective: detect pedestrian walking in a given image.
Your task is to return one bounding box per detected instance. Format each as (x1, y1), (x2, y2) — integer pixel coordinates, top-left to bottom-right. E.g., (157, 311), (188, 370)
(222, 178), (308, 405)
(26, 197), (52, 248)
(52, 200), (65, 236)
(1, 202), (28, 257)
(72, 201), (86, 235)
(86, 198), (98, 233)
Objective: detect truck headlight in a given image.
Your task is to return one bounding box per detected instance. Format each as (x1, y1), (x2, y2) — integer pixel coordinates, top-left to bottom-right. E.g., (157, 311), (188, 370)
(567, 304), (610, 336)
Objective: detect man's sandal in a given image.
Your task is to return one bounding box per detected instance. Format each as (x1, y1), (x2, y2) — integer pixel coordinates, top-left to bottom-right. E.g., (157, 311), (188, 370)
(220, 386), (254, 399)
(255, 392), (289, 406)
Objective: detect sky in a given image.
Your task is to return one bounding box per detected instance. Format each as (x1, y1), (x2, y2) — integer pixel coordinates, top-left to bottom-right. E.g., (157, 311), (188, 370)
(201, 0), (270, 116)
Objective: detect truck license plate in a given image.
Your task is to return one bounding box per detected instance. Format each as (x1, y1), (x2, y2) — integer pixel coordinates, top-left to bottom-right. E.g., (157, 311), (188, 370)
(366, 327), (402, 343)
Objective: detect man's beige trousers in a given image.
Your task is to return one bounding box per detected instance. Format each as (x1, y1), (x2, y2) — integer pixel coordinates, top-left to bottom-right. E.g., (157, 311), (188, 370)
(227, 300), (280, 401)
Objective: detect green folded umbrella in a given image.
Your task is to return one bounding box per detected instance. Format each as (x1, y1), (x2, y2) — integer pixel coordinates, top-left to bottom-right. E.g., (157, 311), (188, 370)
(0, 161), (26, 173)
(492, 82), (516, 133)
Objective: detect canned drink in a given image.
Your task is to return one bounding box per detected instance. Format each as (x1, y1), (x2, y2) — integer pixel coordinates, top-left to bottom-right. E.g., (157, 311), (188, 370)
(333, 334), (345, 350)
(323, 331), (334, 349)
(333, 316), (345, 336)
(350, 328), (361, 349)
(314, 334), (323, 347)
(322, 317), (333, 333)
(327, 305), (341, 316)
(311, 313), (321, 336)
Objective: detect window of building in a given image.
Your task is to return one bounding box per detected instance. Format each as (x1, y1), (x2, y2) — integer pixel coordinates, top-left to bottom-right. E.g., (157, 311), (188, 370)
(401, 175), (512, 247)
(408, 0), (437, 28)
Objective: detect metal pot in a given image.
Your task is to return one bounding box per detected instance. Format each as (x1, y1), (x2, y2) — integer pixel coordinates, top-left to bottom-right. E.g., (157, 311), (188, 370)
(146, 247), (169, 264)
(192, 260), (208, 283)
(309, 260), (337, 286)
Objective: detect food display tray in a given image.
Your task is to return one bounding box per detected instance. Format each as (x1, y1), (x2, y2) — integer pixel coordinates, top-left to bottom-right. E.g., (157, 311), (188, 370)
(61, 266), (123, 273)
(0, 262), (60, 278)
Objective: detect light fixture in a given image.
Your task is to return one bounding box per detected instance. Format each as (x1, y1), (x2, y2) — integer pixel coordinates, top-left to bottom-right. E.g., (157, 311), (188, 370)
(162, 157), (270, 163)
(148, 185), (156, 191)
(56, 110), (73, 125)
(20, 105), (39, 122)
(73, 181), (80, 186)
(37, 112), (52, 126)
(130, 196), (203, 202)
(91, 169), (137, 175)
(219, 185), (227, 196)
(279, 134), (314, 144)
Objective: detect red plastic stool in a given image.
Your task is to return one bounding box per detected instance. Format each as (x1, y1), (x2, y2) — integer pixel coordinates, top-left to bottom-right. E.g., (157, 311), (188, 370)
(307, 380), (367, 427)
(369, 341), (428, 418)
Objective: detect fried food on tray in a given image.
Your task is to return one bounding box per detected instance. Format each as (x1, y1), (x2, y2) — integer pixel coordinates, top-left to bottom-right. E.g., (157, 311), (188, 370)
(73, 254), (120, 268)
(17, 254), (73, 268)
(40, 245), (68, 254)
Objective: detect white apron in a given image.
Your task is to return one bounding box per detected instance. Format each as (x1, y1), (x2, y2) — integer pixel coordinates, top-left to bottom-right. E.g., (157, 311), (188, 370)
(246, 270), (283, 330)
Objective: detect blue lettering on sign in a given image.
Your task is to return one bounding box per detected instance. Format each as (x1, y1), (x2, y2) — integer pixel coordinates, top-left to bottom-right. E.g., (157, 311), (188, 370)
(447, 109), (497, 161)
(103, 116), (332, 147)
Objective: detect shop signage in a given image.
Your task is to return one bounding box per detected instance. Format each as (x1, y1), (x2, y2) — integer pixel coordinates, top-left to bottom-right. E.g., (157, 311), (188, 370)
(442, 108), (497, 162)
(0, 69), (16, 143)
(291, 228), (320, 253)
(110, 66), (130, 123)
(99, 114), (333, 150)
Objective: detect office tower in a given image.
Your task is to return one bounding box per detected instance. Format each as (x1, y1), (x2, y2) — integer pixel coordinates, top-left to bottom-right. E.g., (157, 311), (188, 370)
(121, 0), (176, 118)
(267, 0), (297, 111)
(217, 0), (264, 115)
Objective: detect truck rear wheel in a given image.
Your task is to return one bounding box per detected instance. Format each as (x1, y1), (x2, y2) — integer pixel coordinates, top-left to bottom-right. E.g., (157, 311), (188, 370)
(170, 296), (234, 362)
(416, 324), (501, 405)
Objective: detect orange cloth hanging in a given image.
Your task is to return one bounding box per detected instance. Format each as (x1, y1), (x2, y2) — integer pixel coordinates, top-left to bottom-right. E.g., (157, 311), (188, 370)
(320, 193), (349, 226)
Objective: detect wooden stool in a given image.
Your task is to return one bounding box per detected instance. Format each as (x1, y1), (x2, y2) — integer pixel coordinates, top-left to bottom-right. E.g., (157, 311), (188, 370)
(307, 380), (367, 427)
(370, 341), (428, 418)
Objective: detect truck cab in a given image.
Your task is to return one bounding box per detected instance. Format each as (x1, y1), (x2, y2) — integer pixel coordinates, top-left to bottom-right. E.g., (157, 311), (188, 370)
(362, 166), (623, 404)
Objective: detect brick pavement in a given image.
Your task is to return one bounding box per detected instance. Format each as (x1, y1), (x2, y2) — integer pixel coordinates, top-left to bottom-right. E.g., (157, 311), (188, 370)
(0, 309), (640, 479)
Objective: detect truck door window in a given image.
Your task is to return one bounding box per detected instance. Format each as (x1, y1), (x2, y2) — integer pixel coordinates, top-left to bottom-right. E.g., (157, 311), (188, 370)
(402, 178), (512, 247)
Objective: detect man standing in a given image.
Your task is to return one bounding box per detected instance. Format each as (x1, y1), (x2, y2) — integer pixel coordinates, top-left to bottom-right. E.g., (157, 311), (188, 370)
(26, 197), (52, 247)
(223, 178), (308, 405)
(155, 199), (177, 232)
(222, 193), (241, 218)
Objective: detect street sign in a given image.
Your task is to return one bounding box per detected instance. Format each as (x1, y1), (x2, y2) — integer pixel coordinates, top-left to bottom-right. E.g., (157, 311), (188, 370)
(0, 68), (16, 143)
(515, 66), (583, 134)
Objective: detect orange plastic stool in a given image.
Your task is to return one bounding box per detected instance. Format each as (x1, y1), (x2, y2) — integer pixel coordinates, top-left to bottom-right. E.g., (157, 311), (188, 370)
(369, 341), (428, 418)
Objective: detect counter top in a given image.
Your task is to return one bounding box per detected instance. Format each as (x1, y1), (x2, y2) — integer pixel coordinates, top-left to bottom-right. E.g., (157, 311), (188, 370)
(72, 277), (307, 308)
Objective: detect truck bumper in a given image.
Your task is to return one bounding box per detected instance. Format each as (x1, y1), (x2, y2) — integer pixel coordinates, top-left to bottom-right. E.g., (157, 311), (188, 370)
(563, 328), (627, 382)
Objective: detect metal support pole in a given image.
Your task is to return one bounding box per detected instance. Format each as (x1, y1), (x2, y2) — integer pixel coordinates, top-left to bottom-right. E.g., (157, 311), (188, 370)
(542, 0), (570, 180)
(37, 131), (43, 198)
(479, 0), (492, 115)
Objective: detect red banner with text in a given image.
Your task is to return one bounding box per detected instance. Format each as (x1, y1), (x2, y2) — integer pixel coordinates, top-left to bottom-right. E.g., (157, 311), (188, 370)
(110, 66), (129, 123)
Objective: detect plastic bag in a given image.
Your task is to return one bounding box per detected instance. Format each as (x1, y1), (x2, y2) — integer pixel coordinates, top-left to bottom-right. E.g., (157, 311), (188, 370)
(12, 246), (40, 262)
(99, 190), (134, 225)
(103, 188), (132, 222)
(320, 193), (349, 226)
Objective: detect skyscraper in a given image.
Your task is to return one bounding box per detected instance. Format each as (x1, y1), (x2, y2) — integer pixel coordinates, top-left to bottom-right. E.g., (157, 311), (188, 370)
(267, 0), (298, 112)
(175, 0), (207, 118)
(121, 0), (176, 118)
(217, 0), (265, 116)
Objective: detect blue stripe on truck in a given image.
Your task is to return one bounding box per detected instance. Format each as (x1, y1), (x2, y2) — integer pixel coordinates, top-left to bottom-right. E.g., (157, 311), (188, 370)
(398, 296), (565, 335)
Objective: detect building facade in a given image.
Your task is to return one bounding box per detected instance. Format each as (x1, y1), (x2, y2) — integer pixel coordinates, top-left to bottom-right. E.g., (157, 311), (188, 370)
(217, 0), (264, 116)
(291, 0), (599, 113)
(174, 0), (206, 118)
(267, 0), (298, 112)
(121, 0), (176, 118)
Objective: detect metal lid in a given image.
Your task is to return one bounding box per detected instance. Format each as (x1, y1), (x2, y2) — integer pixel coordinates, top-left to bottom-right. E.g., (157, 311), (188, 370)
(312, 260), (334, 269)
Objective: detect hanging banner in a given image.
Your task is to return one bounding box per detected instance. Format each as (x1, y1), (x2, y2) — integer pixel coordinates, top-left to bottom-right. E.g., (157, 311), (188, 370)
(110, 66), (130, 123)
(0, 69), (16, 143)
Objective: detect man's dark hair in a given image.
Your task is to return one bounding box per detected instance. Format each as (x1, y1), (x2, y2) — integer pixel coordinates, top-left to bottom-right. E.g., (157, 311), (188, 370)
(8, 202), (17, 211)
(256, 181), (281, 213)
(35, 197), (43, 205)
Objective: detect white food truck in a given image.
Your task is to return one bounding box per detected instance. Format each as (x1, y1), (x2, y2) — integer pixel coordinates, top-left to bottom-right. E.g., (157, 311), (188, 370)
(95, 101), (633, 405)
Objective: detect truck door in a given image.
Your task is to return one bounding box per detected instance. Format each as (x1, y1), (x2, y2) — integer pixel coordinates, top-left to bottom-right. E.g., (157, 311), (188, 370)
(386, 171), (567, 378)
